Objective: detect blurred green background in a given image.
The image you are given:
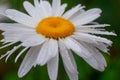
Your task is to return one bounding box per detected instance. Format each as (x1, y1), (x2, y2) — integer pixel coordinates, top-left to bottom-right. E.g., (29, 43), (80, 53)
(0, 0), (120, 80)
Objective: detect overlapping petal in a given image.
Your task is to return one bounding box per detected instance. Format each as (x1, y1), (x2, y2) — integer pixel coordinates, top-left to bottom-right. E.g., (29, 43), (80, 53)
(18, 45), (41, 77)
(36, 39), (58, 66)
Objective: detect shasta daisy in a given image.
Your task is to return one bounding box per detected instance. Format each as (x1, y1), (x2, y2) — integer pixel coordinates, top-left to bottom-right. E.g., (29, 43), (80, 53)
(0, 0), (115, 80)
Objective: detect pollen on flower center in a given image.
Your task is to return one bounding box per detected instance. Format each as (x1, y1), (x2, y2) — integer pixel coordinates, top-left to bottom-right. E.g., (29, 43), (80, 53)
(36, 17), (75, 39)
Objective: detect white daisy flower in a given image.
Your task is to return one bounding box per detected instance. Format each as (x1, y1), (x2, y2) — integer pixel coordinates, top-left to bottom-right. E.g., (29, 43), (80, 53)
(0, 0), (115, 80)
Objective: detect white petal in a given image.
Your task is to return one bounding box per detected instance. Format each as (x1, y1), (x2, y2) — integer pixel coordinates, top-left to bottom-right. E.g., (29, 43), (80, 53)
(59, 39), (78, 73)
(32, 0), (51, 19)
(69, 37), (94, 57)
(0, 23), (33, 31)
(47, 54), (59, 80)
(71, 8), (102, 26)
(83, 53), (106, 71)
(63, 37), (81, 52)
(72, 34), (97, 44)
(93, 49), (107, 68)
(21, 33), (47, 47)
(55, 4), (67, 16)
(64, 66), (78, 80)
(0, 42), (17, 49)
(3, 34), (23, 42)
(62, 4), (84, 19)
(40, 1), (52, 16)
(18, 45), (41, 77)
(81, 43), (107, 71)
(52, 0), (61, 15)
(24, 0), (48, 21)
(74, 32), (112, 45)
(73, 15), (100, 26)
(78, 24), (110, 28)
(63, 37), (91, 58)
(84, 48), (107, 71)
(5, 44), (21, 62)
(64, 50), (78, 80)
(2, 30), (35, 42)
(5, 9), (38, 28)
(36, 39), (58, 66)
(0, 44), (21, 61)
(68, 9), (85, 21)
(23, 1), (38, 17)
(76, 28), (116, 35)
(34, 0), (40, 7)
(87, 31), (116, 35)
(15, 47), (29, 63)
(68, 50), (77, 69)
(0, 51), (9, 60)
(93, 42), (109, 53)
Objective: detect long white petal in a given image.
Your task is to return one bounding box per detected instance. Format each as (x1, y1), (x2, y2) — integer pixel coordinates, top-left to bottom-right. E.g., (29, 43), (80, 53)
(23, 1), (37, 17)
(81, 43), (107, 71)
(64, 50), (78, 80)
(40, 1), (52, 16)
(62, 4), (84, 19)
(73, 14), (100, 26)
(74, 32), (112, 45)
(68, 50), (77, 69)
(72, 34), (97, 44)
(47, 54), (59, 80)
(83, 52), (106, 71)
(18, 45), (41, 77)
(55, 4), (67, 16)
(0, 44), (20, 60)
(0, 23), (33, 31)
(21, 34), (47, 47)
(71, 8), (102, 26)
(36, 39), (58, 66)
(33, 0), (51, 19)
(72, 8), (102, 21)
(93, 42), (109, 53)
(63, 37), (91, 58)
(77, 24), (110, 28)
(0, 51), (9, 60)
(59, 39), (78, 73)
(52, 0), (61, 15)
(76, 28), (116, 35)
(5, 44), (21, 62)
(5, 9), (38, 28)
(24, 0), (48, 21)
(15, 47), (29, 63)
(68, 9), (85, 21)
(0, 42), (17, 49)
(64, 66), (78, 80)
(73, 34), (109, 53)
(86, 31), (116, 35)
(2, 30), (35, 42)
(34, 0), (40, 7)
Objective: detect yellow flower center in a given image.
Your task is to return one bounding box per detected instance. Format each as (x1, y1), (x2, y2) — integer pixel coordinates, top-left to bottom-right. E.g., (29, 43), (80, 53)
(36, 17), (75, 39)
